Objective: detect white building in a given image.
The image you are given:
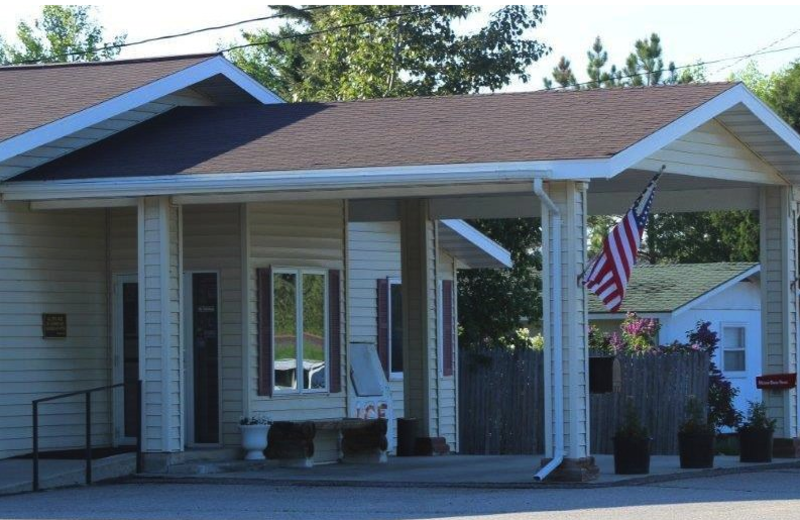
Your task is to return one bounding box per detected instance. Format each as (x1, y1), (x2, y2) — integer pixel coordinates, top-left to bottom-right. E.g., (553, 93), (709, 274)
(590, 262), (762, 413)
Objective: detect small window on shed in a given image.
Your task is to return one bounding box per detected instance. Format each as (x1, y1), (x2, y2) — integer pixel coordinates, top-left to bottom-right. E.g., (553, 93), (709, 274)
(722, 326), (746, 372)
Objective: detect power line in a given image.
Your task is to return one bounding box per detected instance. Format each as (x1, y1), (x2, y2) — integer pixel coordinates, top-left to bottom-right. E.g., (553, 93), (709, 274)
(18, 6), (330, 64)
(713, 27), (800, 75)
(220, 7), (434, 54)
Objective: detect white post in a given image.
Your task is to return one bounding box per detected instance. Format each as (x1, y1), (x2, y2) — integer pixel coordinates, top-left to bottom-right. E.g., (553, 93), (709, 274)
(399, 199), (437, 441)
(138, 196), (183, 466)
(539, 181), (597, 481)
(759, 186), (798, 443)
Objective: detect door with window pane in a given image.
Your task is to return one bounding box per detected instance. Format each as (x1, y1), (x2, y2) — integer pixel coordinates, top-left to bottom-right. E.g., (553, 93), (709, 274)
(187, 272), (220, 445)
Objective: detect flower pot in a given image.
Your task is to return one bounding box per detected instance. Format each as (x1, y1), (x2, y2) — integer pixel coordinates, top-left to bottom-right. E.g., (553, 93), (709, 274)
(240, 424), (270, 460)
(739, 429), (773, 463)
(678, 432), (715, 469)
(613, 436), (651, 474)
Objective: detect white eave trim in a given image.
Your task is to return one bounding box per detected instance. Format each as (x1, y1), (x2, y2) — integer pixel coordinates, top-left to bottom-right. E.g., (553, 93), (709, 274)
(0, 55), (282, 167)
(672, 264), (761, 316)
(439, 219), (513, 269)
(607, 84), (800, 181)
(0, 163), (552, 201)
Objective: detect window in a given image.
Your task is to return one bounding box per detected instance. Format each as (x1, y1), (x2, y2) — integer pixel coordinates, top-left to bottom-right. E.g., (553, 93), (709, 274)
(273, 269), (327, 393)
(722, 325), (746, 372)
(388, 279), (403, 378)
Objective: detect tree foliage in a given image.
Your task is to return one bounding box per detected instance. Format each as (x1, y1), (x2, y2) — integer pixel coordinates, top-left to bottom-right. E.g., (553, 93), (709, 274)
(229, 5), (548, 101)
(0, 6), (125, 65)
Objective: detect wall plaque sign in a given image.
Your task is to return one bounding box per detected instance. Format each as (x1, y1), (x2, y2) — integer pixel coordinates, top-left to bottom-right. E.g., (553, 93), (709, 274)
(42, 313), (67, 338)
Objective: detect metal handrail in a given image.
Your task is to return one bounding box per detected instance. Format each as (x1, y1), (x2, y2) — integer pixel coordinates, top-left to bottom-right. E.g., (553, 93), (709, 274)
(32, 380), (143, 491)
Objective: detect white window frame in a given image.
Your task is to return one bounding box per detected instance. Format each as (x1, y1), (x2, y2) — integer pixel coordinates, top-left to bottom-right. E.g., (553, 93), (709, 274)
(387, 277), (403, 381)
(272, 267), (329, 395)
(719, 322), (747, 376)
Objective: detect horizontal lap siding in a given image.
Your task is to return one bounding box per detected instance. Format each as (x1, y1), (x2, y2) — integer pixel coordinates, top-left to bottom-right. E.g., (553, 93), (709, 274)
(348, 222), (405, 448)
(248, 201), (346, 461)
(0, 202), (109, 459)
(183, 204), (243, 447)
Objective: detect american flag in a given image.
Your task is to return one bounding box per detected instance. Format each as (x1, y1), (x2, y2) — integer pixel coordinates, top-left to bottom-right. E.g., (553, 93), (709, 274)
(582, 172), (662, 312)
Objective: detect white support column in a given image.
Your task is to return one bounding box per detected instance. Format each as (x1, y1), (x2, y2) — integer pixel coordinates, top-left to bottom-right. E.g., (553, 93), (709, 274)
(138, 196), (183, 458)
(399, 199), (438, 441)
(540, 181), (597, 481)
(759, 186), (798, 441)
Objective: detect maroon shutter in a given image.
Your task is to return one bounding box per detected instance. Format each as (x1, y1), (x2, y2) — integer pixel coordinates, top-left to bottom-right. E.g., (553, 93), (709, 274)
(442, 280), (455, 377)
(376, 278), (389, 376)
(257, 267), (273, 397)
(328, 269), (342, 393)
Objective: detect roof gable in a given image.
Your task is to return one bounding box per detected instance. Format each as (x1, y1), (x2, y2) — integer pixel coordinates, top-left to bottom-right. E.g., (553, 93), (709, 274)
(588, 262), (759, 315)
(0, 54), (282, 180)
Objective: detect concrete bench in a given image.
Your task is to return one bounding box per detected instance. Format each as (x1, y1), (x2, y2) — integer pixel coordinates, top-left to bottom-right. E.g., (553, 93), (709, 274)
(266, 418), (388, 468)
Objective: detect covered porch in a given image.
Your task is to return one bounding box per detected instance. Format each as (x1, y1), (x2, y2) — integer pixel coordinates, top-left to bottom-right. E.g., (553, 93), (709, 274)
(2, 81), (800, 482)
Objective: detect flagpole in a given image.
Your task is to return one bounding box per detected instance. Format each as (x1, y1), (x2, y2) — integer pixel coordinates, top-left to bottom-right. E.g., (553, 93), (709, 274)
(577, 164), (666, 287)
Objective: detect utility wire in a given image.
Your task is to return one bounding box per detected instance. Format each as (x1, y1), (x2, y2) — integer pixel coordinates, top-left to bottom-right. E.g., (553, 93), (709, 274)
(17, 5), (330, 64)
(713, 27), (800, 76)
(220, 6), (434, 54)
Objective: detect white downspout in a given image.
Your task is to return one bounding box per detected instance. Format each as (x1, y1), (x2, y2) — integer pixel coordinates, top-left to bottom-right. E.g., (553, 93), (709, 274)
(533, 179), (564, 482)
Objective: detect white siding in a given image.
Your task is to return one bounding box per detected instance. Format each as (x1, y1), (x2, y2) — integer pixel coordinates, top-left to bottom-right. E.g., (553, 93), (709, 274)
(0, 202), (109, 458)
(635, 119), (784, 185)
(542, 181), (589, 459)
(247, 201), (346, 463)
(139, 197), (182, 452)
(183, 204), (243, 447)
(760, 187), (798, 438)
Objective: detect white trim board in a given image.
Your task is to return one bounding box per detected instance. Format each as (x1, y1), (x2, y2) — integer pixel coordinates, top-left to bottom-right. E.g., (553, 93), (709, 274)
(439, 219), (512, 269)
(0, 56), (282, 170)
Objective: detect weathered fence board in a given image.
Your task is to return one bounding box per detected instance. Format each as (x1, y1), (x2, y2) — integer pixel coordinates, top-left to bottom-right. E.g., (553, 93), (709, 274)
(458, 347), (709, 455)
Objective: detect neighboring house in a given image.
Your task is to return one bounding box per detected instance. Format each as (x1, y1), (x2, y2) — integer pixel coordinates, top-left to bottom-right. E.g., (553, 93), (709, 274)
(589, 263), (762, 413)
(0, 52), (798, 481)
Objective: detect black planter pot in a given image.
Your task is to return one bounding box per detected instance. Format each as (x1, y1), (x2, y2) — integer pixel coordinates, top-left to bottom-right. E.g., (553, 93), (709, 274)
(678, 432), (715, 469)
(739, 429), (774, 463)
(613, 436), (651, 474)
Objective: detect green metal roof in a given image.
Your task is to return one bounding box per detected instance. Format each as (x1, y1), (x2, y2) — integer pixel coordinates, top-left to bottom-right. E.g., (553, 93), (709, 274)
(588, 262), (759, 315)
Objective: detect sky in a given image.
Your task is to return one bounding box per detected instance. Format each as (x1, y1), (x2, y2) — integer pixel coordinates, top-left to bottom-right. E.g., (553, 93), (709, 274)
(3, 4), (800, 91)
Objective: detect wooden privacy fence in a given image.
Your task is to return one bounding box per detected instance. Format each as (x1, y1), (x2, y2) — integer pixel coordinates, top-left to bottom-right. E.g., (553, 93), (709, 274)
(458, 347), (709, 455)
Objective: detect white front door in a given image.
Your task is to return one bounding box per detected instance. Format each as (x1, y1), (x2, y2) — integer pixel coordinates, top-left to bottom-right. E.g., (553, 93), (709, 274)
(112, 274), (139, 446)
(183, 271), (222, 446)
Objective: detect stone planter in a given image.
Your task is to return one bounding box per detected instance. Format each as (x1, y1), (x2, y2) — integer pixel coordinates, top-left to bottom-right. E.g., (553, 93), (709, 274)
(613, 436), (651, 474)
(739, 428), (773, 463)
(240, 424), (270, 460)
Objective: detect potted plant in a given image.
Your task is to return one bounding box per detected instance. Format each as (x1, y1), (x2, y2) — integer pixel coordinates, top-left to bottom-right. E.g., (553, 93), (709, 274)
(678, 396), (715, 469)
(239, 415), (271, 461)
(739, 401), (776, 463)
(613, 397), (651, 474)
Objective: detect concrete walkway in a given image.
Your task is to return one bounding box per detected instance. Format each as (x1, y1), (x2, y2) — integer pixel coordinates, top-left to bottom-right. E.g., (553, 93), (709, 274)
(0, 453), (137, 496)
(138, 454), (800, 488)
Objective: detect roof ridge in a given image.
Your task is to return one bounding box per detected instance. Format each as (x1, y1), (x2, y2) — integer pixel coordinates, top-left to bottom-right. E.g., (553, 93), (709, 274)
(276, 82), (740, 107)
(0, 52), (220, 71)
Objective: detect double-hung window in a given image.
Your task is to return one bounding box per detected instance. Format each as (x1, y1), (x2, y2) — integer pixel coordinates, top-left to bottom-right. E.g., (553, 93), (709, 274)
(721, 325), (746, 373)
(273, 269), (328, 393)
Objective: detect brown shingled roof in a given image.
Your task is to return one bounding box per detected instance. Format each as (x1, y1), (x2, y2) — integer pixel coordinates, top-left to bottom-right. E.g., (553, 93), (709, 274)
(0, 53), (218, 143)
(14, 82), (737, 180)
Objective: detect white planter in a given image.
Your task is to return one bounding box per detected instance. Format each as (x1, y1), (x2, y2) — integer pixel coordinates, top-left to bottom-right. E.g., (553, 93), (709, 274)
(240, 424), (270, 460)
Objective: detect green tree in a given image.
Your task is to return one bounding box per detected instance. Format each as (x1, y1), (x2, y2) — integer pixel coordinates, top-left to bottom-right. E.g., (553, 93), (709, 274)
(229, 5), (548, 101)
(0, 6), (125, 65)
(230, 5), (549, 348)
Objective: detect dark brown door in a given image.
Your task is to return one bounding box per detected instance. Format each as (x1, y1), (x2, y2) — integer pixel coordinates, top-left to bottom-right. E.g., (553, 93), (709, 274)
(191, 273), (220, 444)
